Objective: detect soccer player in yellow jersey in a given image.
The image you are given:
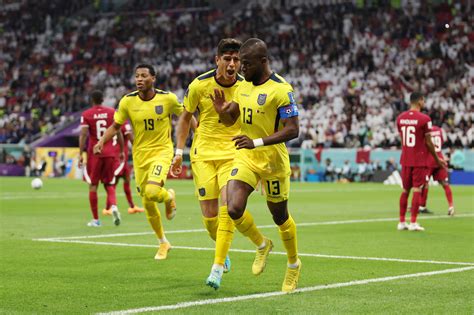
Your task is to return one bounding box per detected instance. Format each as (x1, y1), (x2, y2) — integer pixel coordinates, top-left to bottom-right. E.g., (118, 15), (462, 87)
(170, 39), (243, 289)
(94, 64), (180, 260)
(211, 38), (301, 292)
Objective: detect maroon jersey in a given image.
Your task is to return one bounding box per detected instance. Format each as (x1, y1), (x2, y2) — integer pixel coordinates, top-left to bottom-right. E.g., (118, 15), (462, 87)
(396, 110), (432, 167)
(80, 105), (119, 157)
(426, 125), (445, 168)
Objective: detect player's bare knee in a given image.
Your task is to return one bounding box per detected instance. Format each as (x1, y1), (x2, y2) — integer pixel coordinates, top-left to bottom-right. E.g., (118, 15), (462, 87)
(227, 204), (244, 220)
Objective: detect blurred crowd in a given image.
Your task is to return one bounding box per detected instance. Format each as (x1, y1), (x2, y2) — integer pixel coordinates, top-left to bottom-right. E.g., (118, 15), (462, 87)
(0, 0), (472, 148)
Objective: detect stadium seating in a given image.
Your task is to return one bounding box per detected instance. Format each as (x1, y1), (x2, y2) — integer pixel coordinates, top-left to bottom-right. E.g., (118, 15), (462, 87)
(0, 1), (472, 150)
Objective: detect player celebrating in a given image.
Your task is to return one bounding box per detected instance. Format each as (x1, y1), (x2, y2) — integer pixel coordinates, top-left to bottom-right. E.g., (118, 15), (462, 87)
(418, 125), (455, 216)
(396, 92), (446, 231)
(210, 38), (301, 292)
(94, 64), (180, 260)
(171, 38), (243, 286)
(78, 90), (124, 227)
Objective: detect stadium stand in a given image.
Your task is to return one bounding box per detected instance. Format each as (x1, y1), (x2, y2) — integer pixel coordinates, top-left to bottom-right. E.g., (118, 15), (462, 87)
(0, 0), (472, 152)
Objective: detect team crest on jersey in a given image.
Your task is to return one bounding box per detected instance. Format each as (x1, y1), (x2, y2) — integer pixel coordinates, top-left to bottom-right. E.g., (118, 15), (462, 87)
(155, 105), (163, 114)
(257, 94), (267, 105)
(199, 188), (206, 197)
(231, 168), (238, 176)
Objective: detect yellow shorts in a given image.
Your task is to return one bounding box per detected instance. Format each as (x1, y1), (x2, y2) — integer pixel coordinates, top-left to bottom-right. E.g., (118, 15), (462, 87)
(229, 159), (290, 203)
(134, 157), (171, 197)
(191, 159), (234, 200)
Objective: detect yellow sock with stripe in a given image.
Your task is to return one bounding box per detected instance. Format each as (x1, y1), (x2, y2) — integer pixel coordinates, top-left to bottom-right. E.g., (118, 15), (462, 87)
(142, 197), (166, 241)
(214, 206), (235, 265)
(233, 210), (264, 247)
(202, 215), (218, 241)
(144, 184), (170, 204)
(278, 215), (298, 264)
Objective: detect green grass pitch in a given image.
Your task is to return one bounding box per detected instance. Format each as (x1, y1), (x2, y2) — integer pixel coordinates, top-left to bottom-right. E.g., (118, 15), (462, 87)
(1, 177), (473, 314)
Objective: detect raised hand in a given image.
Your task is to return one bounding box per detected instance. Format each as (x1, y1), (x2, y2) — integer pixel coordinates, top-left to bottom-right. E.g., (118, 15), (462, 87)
(210, 89), (230, 114)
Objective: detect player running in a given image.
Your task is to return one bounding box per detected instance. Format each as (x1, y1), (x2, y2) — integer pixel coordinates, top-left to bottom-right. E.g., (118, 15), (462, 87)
(78, 90), (124, 227)
(418, 125), (455, 216)
(211, 38), (301, 292)
(94, 64), (180, 260)
(171, 38), (243, 288)
(396, 92), (447, 231)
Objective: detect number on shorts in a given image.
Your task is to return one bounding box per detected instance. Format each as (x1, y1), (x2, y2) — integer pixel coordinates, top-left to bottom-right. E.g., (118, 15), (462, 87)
(152, 165), (162, 176)
(266, 180), (280, 196)
(401, 126), (416, 147)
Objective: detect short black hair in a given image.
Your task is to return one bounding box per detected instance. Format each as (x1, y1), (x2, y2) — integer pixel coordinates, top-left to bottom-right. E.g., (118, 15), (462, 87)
(410, 92), (424, 103)
(217, 38), (242, 56)
(135, 64), (156, 76)
(90, 90), (103, 105)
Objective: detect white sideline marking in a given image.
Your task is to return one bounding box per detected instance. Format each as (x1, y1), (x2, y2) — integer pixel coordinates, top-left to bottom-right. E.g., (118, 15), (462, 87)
(33, 239), (474, 266)
(34, 213), (474, 241)
(96, 266), (474, 314)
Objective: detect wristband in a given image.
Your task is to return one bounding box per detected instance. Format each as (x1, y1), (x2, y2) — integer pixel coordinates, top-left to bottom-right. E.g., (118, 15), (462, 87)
(253, 138), (264, 147)
(175, 148), (184, 156)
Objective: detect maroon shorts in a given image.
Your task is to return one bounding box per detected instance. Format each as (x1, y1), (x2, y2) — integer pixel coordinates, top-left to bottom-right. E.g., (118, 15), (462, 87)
(115, 160), (131, 178)
(84, 156), (117, 185)
(427, 167), (449, 182)
(401, 166), (429, 190)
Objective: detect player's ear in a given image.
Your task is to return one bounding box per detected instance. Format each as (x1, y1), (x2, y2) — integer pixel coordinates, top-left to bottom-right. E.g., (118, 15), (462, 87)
(215, 55), (220, 66)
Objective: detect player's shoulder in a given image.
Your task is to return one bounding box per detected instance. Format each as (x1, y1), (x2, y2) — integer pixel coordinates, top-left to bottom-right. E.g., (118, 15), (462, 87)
(269, 73), (293, 92)
(119, 90), (139, 105)
(155, 89), (179, 104)
(269, 73), (291, 86)
(124, 90), (140, 98)
(196, 69), (216, 82)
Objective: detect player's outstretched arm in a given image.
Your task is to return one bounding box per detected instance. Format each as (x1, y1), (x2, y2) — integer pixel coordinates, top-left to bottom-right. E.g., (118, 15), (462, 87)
(425, 133), (447, 169)
(210, 89), (240, 126)
(233, 116), (299, 150)
(93, 122), (122, 155)
(171, 110), (194, 176)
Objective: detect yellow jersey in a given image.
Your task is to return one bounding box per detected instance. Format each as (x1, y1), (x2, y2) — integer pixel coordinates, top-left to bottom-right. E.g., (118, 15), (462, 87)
(114, 89), (183, 167)
(232, 73), (298, 175)
(184, 69), (243, 161)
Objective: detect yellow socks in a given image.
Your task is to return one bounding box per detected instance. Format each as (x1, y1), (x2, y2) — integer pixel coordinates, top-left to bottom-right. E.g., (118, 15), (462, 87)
(142, 197), (165, 240)
(214, 206), (235, 265)
(233, 210), (264, 247)
(278, 215), (298, 264)
(144, 184), (170, 203)
(202, 215), (218, 241)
